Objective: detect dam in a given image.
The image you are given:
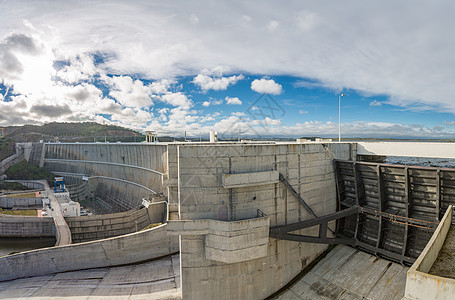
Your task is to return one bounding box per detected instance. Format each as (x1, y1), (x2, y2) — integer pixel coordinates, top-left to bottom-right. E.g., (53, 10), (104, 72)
(0, 141), (455, 299)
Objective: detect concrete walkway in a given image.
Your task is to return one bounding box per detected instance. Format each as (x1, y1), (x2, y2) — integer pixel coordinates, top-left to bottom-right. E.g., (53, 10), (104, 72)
(40, 180), (72, 245)
(0, 254), (181, 299)
(272, 245), (409, 300)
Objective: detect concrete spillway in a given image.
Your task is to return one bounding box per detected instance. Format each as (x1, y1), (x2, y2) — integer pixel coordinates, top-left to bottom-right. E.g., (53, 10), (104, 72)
(1, 141), (455, 299)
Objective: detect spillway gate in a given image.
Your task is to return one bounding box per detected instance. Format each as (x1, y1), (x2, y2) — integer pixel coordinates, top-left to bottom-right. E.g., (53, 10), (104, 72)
(272, 160), (455, 266)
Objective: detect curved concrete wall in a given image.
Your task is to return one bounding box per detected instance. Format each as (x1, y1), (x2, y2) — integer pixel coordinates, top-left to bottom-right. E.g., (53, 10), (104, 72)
(64, 175), (159, 213)
(45, 160), (164, 194)
(43, 143), (166, 194)
(0, 215), (55, 238)
(66, 201), (167, 243)
(44, 143), (166, 170)
(0, 222), (179, 281)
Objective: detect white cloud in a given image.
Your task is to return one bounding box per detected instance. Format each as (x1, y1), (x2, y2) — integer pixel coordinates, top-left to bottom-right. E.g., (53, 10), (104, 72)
(160, 92), (192, 110)
(150, 79), (175, 94)
(296, 10), (319, 32)
(225, 96), (242, 105)
(192, 74), (244, 91)
(370, 100), (382, 106)
(251, 78), (283, 95)
(56, 54), (97, 84)
(267, 20), (279, 32)
(299, 110), (309, 114)
(105, 75), (153, 108)
(3, 1), (455, 138)
(201, 98), (223, 107)
(189, 14), (199, 25)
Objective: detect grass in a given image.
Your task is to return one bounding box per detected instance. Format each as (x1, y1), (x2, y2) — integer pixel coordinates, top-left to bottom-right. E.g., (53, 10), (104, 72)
(6, 192), (37, 198)
(0, 208), (37, 216)
(140, 223), (162, 231)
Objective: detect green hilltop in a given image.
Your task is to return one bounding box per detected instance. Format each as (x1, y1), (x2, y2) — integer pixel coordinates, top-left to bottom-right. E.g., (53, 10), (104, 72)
(0, 122), (145, 161)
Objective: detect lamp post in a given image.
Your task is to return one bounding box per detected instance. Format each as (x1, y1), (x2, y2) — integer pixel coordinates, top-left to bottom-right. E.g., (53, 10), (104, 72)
(338, 93), (345, 142)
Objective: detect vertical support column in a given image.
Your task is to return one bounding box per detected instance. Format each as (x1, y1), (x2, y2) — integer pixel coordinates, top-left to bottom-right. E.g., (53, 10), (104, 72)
(353, 162), (363, 240)
(228, 156), (233, 221)
(333, 160), (342, 234)
(401, 166), (410, 263)
(436, 169), (441, 221)
(333, 160), (342, 210)
(375, 165), (384, 255)
(39, 142), (46, 168)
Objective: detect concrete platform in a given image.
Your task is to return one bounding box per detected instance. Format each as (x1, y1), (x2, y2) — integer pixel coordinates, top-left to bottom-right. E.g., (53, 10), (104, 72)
(271, 245), (409, 300)
(0, 254), (181, 300)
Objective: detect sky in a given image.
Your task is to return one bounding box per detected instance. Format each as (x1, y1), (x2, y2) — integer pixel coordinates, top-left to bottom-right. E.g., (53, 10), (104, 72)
(1, 0), (455, 139)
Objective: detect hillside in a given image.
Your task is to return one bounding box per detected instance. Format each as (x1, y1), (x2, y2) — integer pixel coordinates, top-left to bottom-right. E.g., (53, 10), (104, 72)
(5, 160), (56, 186)
(2, 122), (144, 143)
(0, 122), (145, 161)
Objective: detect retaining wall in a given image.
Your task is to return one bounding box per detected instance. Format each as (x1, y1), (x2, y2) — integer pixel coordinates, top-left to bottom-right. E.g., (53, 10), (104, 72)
(66, 201), (167, 243)
(0, 197), (42, 208)
(175, 142), (354, 299)
(404, 205), (454, 299)
(0, 215), (55, 237)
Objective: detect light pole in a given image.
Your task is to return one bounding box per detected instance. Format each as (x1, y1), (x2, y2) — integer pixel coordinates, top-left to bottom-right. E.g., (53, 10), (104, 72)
(338, 93), (345, 142)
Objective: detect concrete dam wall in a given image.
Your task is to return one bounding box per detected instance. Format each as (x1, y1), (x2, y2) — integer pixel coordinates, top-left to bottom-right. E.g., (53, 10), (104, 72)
(167, 142), (354, 299)
(42, 143), (166, 195)
(5, 141), (355, 298)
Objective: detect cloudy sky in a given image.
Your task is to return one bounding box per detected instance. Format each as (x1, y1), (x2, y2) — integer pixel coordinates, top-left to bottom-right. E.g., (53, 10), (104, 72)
(1, 0), (455, 139)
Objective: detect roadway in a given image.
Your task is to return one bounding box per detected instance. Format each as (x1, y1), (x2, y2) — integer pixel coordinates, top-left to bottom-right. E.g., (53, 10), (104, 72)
(40, 180), (72, 246)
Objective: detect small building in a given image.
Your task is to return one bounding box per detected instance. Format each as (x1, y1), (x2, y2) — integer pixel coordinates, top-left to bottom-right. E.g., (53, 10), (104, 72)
(61, 201), (81, 217)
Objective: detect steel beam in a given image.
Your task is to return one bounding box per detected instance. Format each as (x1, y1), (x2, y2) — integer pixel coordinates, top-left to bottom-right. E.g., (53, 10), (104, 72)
(401, 167), (410, 264)
(375, 165), (384, 255)
(270, 206), (359, 234)
(279, 173), (316, 218)
(436, 169), (441, 221)
(353, 162), (363, 240)
(271, 233), (356, 245)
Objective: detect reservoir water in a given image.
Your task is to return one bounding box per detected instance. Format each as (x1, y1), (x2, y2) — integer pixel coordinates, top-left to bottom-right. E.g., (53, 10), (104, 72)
(0, 237), (56, 257)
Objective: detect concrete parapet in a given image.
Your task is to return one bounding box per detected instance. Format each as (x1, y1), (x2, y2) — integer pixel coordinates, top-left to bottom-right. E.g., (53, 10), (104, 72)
(358, 141), (455, 159)
(404, 205), (454, 300)
(0, 222), (179, 281)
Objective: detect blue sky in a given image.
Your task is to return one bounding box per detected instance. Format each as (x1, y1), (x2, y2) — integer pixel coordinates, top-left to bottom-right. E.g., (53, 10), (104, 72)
(1, 1), (455, 139)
